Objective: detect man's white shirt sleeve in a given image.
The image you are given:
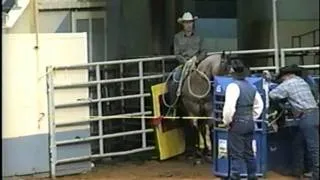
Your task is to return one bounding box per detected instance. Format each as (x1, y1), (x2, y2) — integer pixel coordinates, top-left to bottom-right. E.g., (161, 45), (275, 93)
(253, 92), (264, 120)
(222, 83), (264, 125)
(222, 83), (239, 125)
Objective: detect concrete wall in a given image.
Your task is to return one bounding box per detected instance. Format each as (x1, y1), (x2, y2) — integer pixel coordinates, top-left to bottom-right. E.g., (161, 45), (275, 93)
(107, 0), (154, 59)
(237, 0), (319, 50)
(2, 32), (91, 177)
(195, 18), (238, 51)
(237, 0), (319, 67)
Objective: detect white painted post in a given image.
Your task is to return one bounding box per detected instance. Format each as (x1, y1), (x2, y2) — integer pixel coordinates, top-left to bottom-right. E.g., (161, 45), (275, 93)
(272, 0), (280, 73)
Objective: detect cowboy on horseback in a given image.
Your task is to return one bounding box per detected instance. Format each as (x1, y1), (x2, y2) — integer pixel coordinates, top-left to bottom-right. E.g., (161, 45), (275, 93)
(172, 12), (207, 98)
(174, 12), (207, 66)
(163, 12), (232, 163)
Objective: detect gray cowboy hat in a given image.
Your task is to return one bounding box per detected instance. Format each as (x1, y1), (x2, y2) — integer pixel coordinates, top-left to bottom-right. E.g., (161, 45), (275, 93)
(177, 12), (198, 24)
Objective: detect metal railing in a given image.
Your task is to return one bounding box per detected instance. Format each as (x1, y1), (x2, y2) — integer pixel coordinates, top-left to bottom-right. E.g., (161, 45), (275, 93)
(207, 48), (278, 72)
(47, 55), (176, 178)
(291, 29), (320, 48)
(47, 47), (319, 178)
(280, 46), (320, 69)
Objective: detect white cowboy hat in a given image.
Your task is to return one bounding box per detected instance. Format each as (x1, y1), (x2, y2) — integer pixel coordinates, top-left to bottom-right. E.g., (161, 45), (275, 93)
(177, 12), (198, 23)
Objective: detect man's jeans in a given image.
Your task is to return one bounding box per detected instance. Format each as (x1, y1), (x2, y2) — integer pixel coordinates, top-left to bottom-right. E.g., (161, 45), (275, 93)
(228, 131), (257, 180)
(292, 109), (319, 180)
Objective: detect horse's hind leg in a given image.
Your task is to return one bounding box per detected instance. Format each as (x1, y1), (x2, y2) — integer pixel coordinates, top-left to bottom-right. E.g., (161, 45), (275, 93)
(198, 121), (212, 163)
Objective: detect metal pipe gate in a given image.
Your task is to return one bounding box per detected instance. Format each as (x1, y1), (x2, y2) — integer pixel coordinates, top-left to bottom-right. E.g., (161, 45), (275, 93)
(46, 47), (319, 178)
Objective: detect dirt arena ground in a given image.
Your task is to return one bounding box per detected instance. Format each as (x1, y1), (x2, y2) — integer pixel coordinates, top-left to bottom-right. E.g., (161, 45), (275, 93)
(11, 157), (297, 180)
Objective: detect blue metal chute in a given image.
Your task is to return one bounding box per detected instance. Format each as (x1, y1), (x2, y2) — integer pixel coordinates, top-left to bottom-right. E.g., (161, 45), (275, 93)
(213, 76), (264, 94)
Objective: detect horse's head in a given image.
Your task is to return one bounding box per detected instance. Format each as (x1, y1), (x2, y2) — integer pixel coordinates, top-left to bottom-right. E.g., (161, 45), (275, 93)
(217, 51), (232, 76)
(197, 51), (232, 78)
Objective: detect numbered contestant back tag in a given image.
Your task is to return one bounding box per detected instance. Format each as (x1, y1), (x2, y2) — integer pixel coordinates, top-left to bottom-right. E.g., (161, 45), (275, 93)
(218, 139), (227, 158)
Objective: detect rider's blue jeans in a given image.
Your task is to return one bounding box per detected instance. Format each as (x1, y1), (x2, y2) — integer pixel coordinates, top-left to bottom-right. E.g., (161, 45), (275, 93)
(173, 66), (182, 82)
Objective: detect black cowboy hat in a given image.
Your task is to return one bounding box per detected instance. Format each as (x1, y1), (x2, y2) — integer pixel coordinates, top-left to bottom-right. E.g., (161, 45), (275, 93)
(230, 59), (250, 79)
(276, 64), (304, 80)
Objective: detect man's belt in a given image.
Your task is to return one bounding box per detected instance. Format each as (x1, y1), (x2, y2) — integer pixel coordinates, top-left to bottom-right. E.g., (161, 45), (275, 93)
(293, 108), (318, 118)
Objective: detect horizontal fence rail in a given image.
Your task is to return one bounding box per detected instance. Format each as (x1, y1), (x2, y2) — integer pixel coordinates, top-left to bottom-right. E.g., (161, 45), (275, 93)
(280, 46), (320, 68)
(54, 74), (167, 89)
(47, 47), (319, 178)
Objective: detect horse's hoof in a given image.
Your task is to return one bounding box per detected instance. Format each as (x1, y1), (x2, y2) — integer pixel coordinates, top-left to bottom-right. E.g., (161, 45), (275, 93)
(203, 155), (213, 164)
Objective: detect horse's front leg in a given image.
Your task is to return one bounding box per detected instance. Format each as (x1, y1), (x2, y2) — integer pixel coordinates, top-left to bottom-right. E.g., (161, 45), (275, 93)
(198, 121), (212, 160)
(191, 118), (203, 165)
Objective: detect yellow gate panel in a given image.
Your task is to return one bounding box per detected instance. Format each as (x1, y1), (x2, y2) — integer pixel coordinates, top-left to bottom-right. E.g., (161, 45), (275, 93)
(151, 83), (185, 160)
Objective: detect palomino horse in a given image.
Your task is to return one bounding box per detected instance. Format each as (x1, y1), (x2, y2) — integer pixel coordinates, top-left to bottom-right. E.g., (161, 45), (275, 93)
(165, 53), (231, 164)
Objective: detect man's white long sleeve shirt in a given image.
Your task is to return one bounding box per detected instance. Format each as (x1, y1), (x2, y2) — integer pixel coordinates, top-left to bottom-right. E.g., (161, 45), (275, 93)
(222, 83), (264, 125)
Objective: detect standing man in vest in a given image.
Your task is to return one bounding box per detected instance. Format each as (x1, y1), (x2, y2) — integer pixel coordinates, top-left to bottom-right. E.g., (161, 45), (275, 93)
(270, 66), (319, 180)
(222, 60), (264, 180)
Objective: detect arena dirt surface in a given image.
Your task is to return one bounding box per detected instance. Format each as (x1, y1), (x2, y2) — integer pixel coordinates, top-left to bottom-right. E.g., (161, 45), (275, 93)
(11, 157), (298, 180)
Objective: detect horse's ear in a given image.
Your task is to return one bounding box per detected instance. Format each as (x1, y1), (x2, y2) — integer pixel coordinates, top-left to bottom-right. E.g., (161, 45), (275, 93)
(226, 51), (232, 63)
(221, 50), (231, 62)
(221, 50), (226, 59)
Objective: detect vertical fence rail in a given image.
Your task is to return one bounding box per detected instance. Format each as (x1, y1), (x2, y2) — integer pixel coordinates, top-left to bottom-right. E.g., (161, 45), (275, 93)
(96, 65), (104, 155)
(47, 67), (57, 179)
(161, 59), (166, 82)
(280, 50), (286, 67)
(272, 0), (280, 73)
(120, 63), (126, 134)
(139, 61), (146, 148)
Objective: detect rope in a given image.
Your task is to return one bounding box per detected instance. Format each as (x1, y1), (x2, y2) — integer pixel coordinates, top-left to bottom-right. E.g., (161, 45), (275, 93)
(55, 114), (277, 128)
(86, 115), (272, 124)
(162, 69), (181, 109)
(187, 68), (212, 99)
(161, 55), (213, 109)
(88, 115), (218, 120)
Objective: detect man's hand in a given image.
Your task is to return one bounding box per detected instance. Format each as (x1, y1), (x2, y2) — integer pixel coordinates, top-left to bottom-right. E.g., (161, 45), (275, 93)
(176, 55), (187, 64)
(188, 56), (197, 64)
(218, 123), (228, 128)
(218, 120), (229, 128)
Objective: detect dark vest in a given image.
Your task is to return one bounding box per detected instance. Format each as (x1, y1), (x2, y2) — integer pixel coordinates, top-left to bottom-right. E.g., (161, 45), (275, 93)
(230, 80), (257, 134)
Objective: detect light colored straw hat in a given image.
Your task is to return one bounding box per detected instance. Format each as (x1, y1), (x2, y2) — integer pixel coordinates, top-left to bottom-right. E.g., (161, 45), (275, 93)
(177, 12), (198, 23)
